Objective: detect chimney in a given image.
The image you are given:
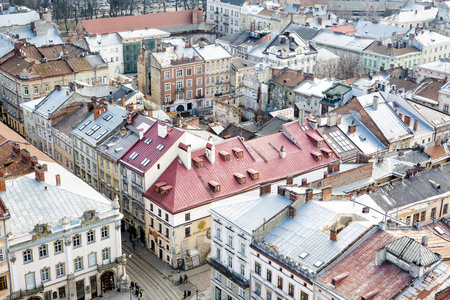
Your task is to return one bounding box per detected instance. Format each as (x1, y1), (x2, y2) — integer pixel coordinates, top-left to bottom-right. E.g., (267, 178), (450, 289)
(30, 156), (38, 167)
(55, 174), (61, 186)
(120, 128), (127, 137)
(127, 114), (132, 125)
(158, 123), (168, 138)
(306, 188), (313, 201)
(323, 171), (328, 179)
(413, 119), (419, 131)
(301, 178), (308, 186)
(139, 128), (144, 140)
(436, 139), (441, 147)
(280, 146), (287, 158)
(398, 113), (403, 120)
(373, 95), (379, 110)
(327, 163), (334, 174)
(55, 85), (61, 91)
(398, 150), (404, 157)
(318, 17), (322, 25)
(330, 228), (337, 241)
(0, 177), (5, 192)
(206, 141), (215, 164)
(21, 149), (30, 163)
(11, 141), (20, 156)
(121, 97), (126, 107)
(298, 109), (305, 125)
(286, 174), (293, 185)
(422, 235), (428, 246)
(94, 106), (104, 120)
(322, 186), (332, 200)
(35, 164), (45, 182)
(332, 272), (350, 286)
(260, 182), (271, 196)
(103, 102), (108, 111)
(288, 206), (296, 218)
(377, 156), (384, 164)
(348, 124), (356, 134)
(43, 164), (48, 171)
(404, 115), (411, 126)
(66, 90), (69, 96)
(333, 161), (341, 172)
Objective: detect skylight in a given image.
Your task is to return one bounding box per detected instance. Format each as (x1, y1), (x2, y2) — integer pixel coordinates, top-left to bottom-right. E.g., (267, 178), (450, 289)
(314, 260), (324, 267)
(144, 138), (153, 145)
(129, 152), (139, 160)
(95, 129), (108, 140)
(103, 114), (113, 121)
(141, 158), (151, 167)
(79, 120), (92, 130)
(156, 144), (165, 151)
(299, 252), (309, 259)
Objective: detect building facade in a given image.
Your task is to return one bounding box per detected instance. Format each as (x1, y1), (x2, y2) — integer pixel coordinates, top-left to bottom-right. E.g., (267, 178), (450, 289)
(207, 0), (245, 35)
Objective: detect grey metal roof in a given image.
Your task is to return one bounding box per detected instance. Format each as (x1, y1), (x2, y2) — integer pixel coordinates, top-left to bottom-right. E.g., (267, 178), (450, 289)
(71, 104), (128, 147)
(282, 23), (319, 42)
(0, 10), (39, 27)
(52, 104), (91, 138)
(383, 236), (441, 267)
(1, 162), (111, 235)
(231, 57), (256, 70)
(406, 99), (450, 129)
(256, 116), (291, 137)
(219, 0), (246, 6)
(364, 164), (450, 212)
(97, 128), (139, 162)
(353, 20), (409, 41)
(34, 87), (74, 118)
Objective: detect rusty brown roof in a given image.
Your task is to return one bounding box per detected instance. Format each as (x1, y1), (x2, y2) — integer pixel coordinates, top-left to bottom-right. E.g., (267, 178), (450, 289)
(37, 44), (86, 60)
(32, 60), (73, 77)
(364, 41), (421, 57)
(0, 56), (32, 76)
(66, 57), (93, 73)
(414, 79), (445, 102)
(271, 69), (305, 87)
(316, 230), (414, 300)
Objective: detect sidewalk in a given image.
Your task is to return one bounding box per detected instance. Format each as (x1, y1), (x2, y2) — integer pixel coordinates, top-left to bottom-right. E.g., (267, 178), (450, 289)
(122, 233), (211, 300)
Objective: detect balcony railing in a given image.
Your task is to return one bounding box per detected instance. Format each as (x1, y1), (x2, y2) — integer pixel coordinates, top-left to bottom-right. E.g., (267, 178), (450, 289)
(97, 258), (121, 272)
(11, 284), (44, 300)
(176, 87), (185, 92)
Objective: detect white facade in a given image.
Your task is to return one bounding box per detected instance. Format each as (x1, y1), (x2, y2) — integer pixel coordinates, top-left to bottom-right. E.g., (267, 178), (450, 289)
(85, 33), (124, 77)
(207, 0), (243, 35)
(412, 30), (450, 64)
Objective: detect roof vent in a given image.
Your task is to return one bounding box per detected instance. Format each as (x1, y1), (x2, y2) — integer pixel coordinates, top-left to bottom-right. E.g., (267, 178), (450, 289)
(429, 179), (440, 190)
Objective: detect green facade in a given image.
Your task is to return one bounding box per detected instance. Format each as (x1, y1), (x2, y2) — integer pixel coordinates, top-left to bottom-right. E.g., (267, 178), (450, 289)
(123, 38), (156, 74)
(363, 52), (422, 72)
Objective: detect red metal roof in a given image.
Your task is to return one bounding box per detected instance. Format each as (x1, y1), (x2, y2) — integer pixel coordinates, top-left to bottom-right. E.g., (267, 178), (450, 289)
(119, 120), (184, 174)
(326, 25), (358, 35)
(144, 120), (340, 213)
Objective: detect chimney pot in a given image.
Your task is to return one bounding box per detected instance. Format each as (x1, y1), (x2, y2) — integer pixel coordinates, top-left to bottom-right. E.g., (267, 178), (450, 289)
(30, 156), (38, 167)
(306, 188), (313, 201)
(11, 141), (20, 156)
(260, 182), (271, 196)
(330, 229), (337, 241)
(373, 95), (379, 110)
(35, 164), (45, 182)
(55, 174), (61, 186)
(21, 149), (30, 163)
(288, 206), (296, 218)
(422, 235), (428, 246)
(323, 171), (328, 179)
(413, 118), (419, 131)
(322, 186), (332, 200)
(286, 174), (293, 185)
(348, 124), (356, 134)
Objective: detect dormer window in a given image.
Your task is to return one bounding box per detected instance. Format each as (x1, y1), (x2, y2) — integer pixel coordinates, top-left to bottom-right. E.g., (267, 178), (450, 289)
(247, 169), (259, 180)
(209, 181), (221, 192)
(192, 157), (204, 168)
(311, 151), (322, 161)
(154, 182), (167, 193)
(232, 148), (244, 158)
(219, 151), (231, 161)
(306, 131), (324, 147)
(315, 140), (323, 147)
(322, 148), (333, 158)
(129, 151), (139, 160)
(160, 185), (173, 196)
(234, 173), (246, 184)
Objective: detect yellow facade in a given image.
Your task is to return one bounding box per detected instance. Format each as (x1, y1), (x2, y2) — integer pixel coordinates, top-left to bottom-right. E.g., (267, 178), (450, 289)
(98, 155), (121, 201)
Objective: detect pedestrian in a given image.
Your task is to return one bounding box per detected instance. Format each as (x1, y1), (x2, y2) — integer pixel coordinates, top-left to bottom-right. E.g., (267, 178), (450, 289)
(135, 283), (139, 296)
(132, 239), (136, 250)
(184, 274), (188, 283)
(179, 275), (183, 284)
(130, 281), (134, 288)
(110, 278), (114, 290)
(184, 290), (187, 299)
(139, 289), (143, 299)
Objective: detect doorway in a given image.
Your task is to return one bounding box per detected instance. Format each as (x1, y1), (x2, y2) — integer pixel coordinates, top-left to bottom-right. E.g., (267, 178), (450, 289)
(159, 249), (163, 259)
(100, 271), (115, 292)
(76, 280), (85, 300)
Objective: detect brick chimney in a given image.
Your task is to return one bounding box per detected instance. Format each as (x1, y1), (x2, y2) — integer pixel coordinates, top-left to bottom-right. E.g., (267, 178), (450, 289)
(288, 206), (296, 218)
(94, 106), (104, 120)
(398, 150), (404, 157)
(330, 228), (337, 241)
(286, 174), (293, 185)
(413, 118), (419, 131)
(206, 141), (216, 164)
(120, 128), (127, 138)
(348, 124), (356, 134)
(301, 178), (308, 186)
(306, 188), (313, 201)
(30, 156), (38, 167)
(11, 141), (20, 156)
(332, 272), (349, 286)
(404, 115), (411, 126)
(21, 149), (30, 163)
(35, 164), (45, 182)
(0, 177), (5, 192)
(260, 182), (271, 196)
(323, 171), (328, 179)
(322, 186), (332, 200)
(55, 174), (61, 186)
(318, 17), (322, 25)
(121, 97), (126, 107)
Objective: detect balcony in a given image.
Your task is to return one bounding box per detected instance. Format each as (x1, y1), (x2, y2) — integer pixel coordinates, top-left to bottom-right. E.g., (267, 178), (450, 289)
(176, 87), (185, 93)
(206, 257), (249, 288)
(214, 11), (219, 14)
(223, 21), (229, 26)
(223, 13), (229, 17)
(215, 81), (223, 85)
(97, 258), (121, 272)
(11, 284), (44, 300)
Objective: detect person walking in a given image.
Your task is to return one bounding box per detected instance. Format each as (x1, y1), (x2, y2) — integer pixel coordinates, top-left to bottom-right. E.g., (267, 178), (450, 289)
(184, 274), (188, 283)
(179, 275), (183, 285)
(132, 239), (136, 250)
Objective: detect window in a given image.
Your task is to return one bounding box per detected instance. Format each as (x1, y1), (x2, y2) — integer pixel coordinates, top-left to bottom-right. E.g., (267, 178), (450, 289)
(185, 226), (191, 237)
(228, 255), (233, 268)
(227, 279), (233, 290)
(288, 283), (294, 296)
(165, 83), (171, 91)
(74, 257), (83, 271)
(267, 269), (272, 282)
(45, 85), (50, 92)
(255, 262), (261, 275)
(56, 263), (65, 277)
(24, 86), (29, 95)
(165, 94), (171, 103)
(88, 253), (97, 267)
(164, 71), (170, 79)
(23, 249), (32, 263)
(240, 263), (245, 276)
(197, 77), (202, 85)
(215, 270), (222, 282)
(102, 248), (110, 261)
(41, 267), (50, 282)
(185, 213), (191, 221)
(240, 242), (245, 255)
(444, 204), (449, 215)
(228, 234), (233, 247)
(39, 245), (48, 258)
(73, 235), (81, 247)
(239, 288), (245, 298)
(34, 86), (39, 95)
(277, 276), (283, 289)
(421, 211), (426, 221)
(59, 287), (66, 299)
(196, 66), (202, 74)
(216, 248), (221, 260)
(431, 207), (437, 219)
(176, 69), (183, 77)
(186, 68), (192, 76)
(102, 226), (109, 239)
(25, 273), (35, 290)
(255, 282), (261, 296)
(0, 276), (7, 291)
(266, 290), (272, 300)
(87, 230), (95, 243)
(186, 90), (192, 98)
(300, 291), (309, 300)
(0, 249), (3, 263)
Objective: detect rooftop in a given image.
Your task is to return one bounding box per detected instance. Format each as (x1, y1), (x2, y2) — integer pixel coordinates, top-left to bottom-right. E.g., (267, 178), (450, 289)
(85, 33), (122, 48)
(414, 30), (450, 47)
(231, 57), (256, 70)
(313, 31), (373, 52)
(324, 24), (357, 35)
(417, 60), (450, 76)
(194, 44), (232, 61)
(382, 7), (438, 24)
(353, 20), (409, 41)
(406, 99), (450, 129)
(52, 104), (92, 139)
(271, 68), (305, 87)
(282, 23), (319, 42)
(117, 28), (169, 40)
(0, 10), (39, 27)
(364, 41), (421, 57)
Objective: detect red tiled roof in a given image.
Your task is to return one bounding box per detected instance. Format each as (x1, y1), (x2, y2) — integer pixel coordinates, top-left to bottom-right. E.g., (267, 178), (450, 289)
(80, 10), (198, 35)
(144, 120), (340, 213)
(326, 25), (357, 35)
(119, 120), (184, 174)
(316, 230), (414, 299)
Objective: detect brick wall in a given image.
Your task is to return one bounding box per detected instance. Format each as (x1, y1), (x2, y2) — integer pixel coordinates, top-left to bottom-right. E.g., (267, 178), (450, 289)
(309, 162), (373, 189)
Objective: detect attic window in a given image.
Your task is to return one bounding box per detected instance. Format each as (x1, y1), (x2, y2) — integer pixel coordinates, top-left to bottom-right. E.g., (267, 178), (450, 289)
(141, 158), (151, 167)
(95, 129), (108, 140)
(247, 169), (259, 180)
(209, 181), (221, 192)
(144, 138), (152, 145)
(154, 181), (167, 193)
(306, 131), (324, 147)
(129, 152), (139, 160)
(160, 185), (173, 196)
(219, 151), (231, 161)
(232, 148), (244, 158)
(192, 157), (204, 168)
(311, 151), (322, 161)
(79, 120), (92, 130)
(322, 148), (333, 158)
(233, 173), (246, 184)
(103, 114), (113, 121)
(156, 144), (165, 151)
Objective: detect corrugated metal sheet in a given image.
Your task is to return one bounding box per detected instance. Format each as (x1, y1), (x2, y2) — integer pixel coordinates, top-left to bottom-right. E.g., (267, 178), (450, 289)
(384, 236), (441, 267)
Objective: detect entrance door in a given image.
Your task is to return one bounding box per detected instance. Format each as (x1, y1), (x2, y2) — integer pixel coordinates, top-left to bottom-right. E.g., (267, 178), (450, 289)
(215, 287), (222, 300)
(413, 213), (420, 225)
(76, 280), (85, 300)
(100, 271), (114, 292)
(150, 239), (155, 251)
(159, 248), (163, 259)
(90, 275), (98, 298)
(139, 227), (145, 244)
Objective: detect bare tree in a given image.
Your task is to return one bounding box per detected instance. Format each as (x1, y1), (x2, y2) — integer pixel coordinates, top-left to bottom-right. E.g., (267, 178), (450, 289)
(315, 53), (365, 80)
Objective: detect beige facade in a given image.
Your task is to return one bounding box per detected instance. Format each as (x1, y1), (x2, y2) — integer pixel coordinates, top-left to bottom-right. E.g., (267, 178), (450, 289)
(98, 155), (121, 202)
(52, 128), (75, 173)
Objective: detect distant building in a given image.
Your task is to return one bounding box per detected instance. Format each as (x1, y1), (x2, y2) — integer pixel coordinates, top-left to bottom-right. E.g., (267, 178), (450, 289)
(85, 33), (124, 76)
(268, 68), (306, 111)
(412, 30), (450, 64)
(240, 5), (291, 34)
(362, 41), (421, 72)
(380, 7), (438, 29)
(207, 0), (245, 35)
